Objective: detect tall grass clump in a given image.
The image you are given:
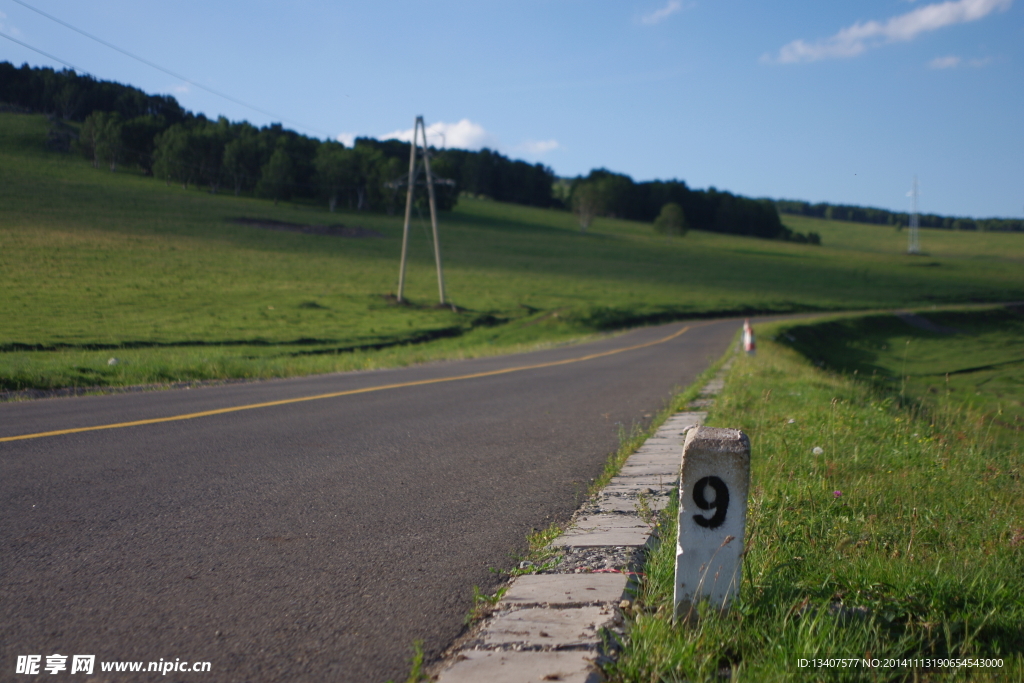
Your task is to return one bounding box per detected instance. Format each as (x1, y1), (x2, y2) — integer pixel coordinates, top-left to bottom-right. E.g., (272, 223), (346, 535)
(608, 334), (1023, 681)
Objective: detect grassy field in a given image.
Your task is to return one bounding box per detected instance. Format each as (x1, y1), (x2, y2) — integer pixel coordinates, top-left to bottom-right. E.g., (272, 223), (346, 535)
(781, 307), (1024, 443)
(781, 213), (1024, 262)
(3, 110), (1024, 392)
(608, 313), (1023, 682)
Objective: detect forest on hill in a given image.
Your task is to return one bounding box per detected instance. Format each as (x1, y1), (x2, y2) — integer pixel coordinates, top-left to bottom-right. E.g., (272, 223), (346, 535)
(3, 61), (804, 240)
(775, 198), (1023, 233)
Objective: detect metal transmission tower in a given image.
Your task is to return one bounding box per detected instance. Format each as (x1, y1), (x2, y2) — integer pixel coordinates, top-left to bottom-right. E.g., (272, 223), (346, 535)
(394, 116), (455, 306)
(907, 175), (921, 255)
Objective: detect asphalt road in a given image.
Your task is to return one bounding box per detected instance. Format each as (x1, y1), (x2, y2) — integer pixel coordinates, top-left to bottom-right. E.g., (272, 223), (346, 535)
(1, 318), (738, 682)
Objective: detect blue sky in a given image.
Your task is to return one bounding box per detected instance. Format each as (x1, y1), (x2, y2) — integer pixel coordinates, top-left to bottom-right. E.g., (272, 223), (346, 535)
(1, 0), (1021, 218)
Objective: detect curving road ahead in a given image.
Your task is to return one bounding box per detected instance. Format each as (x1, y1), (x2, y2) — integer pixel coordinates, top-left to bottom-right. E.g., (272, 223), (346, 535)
(1, 318), (738, 682)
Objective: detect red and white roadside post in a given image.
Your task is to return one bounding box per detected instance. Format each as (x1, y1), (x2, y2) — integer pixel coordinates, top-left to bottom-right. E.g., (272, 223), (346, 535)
(742, 319), (755, 356)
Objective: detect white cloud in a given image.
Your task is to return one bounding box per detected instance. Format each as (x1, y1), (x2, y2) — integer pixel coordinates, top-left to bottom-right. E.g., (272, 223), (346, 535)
(382, 118), (499, 150)
(172, 83), (190, 94)
(516, 139), (560, 156)
(336, 132), (356, 147)
(641, 0), (683, 25)
(765, 0), (1012, 64)
(929, 54), (961, 67)
(376, 119), (558, 158)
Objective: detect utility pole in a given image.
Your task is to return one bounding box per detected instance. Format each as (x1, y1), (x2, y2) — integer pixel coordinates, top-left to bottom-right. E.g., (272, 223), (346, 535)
(396, 120), (417, 303)
(396, 116), (448, 306)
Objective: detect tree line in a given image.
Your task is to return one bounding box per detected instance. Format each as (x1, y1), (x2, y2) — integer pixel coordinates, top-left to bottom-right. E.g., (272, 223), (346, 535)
(0, 62), (556, 213)
(776, 199), (1023, 233)
(564, 169), (818, 242)
(4, 61), (814, 241)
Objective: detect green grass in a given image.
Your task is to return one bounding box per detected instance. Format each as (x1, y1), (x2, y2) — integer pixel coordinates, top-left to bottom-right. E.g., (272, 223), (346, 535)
(607, 319), (1024, 681)
(782, 213), (1024, 262)
(781, 307), (1024, 442)
(384, 640), (428, 683)
(4, 110), (1024, 392)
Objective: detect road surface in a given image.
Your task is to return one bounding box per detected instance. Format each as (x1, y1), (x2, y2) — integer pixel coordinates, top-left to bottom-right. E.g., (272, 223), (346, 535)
(1, 318), (738, 682)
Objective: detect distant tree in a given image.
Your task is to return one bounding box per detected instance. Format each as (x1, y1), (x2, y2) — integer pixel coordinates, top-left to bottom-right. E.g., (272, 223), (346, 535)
(222, 126), (261, 196)
(195, 118), (230, 193)
(586, 169), (635, 218)
(153, 124), (199, 188)
(257, 142), (294, 205)
(351, 144), (385, 210)
(53, 81), (82, 120)
(79, 111), (123, 170)
(314, 141), (355, 212)
(100, 114), (124, 171)
(379, 156), (405, 215)
(150, 119), (226, 190)
(653, 202), (688, 236)
(78, 112), (102, 168)
(551, 178), (572, 207)
(120, 115), (165, 175)
(284, 134), (320, 201)
(571, 181), (603, 232)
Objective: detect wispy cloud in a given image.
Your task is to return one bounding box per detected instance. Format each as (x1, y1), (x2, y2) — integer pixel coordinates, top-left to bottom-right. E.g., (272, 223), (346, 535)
(382, 119), (499, 150)
(516, 139), (560, 156)
(765, 0), (1012, 64)
(172, 83), (190, 94)
(641, 0), (683, 25)
(929, 54), (993, 68)
(929, 54), (961, 68)
(0, 10), (23, 36)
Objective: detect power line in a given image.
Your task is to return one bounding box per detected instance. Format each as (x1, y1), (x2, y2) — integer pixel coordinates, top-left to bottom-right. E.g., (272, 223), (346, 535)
(0, 30), (90, 75)
(9, 0), (333, 138)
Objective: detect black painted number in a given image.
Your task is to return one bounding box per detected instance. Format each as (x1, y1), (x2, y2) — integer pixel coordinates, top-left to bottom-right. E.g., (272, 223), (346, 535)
(692, 476), (729, 529)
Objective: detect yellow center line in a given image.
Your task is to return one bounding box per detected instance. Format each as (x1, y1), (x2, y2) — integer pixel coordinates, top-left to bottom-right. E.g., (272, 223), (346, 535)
(2, 322), (703, 443)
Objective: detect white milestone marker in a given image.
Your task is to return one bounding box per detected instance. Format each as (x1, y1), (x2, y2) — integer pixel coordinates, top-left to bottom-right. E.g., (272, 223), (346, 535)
(674, 426), (750, 622)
